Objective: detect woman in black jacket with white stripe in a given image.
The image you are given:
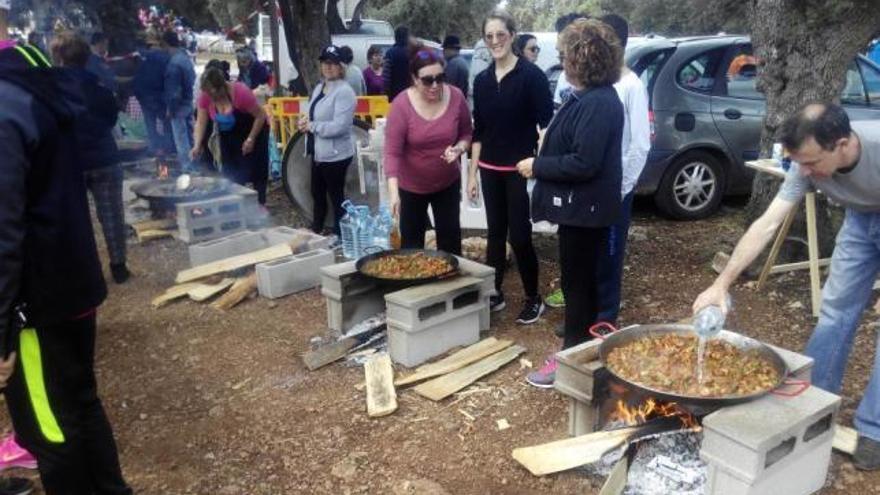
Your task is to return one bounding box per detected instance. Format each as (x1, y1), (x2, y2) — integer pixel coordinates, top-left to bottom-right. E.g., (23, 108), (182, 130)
(516, 18), (624, 388)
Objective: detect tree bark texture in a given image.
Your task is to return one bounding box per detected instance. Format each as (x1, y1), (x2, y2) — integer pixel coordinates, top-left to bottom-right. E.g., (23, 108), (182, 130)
(745, 0), (880, 262)
(278, 0), (329, 94)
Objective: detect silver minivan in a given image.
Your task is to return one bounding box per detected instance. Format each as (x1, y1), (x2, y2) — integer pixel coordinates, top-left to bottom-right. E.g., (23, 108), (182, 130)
(628, 35), (880, 219)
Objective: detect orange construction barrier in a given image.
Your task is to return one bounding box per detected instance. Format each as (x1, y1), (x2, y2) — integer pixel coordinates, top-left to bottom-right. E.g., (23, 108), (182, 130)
(267, 95), (390, 150)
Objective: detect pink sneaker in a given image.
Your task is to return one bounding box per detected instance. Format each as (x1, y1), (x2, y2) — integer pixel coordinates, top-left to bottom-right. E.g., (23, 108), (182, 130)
(526, 356), (558, 389)
(0, 435), (37, 470)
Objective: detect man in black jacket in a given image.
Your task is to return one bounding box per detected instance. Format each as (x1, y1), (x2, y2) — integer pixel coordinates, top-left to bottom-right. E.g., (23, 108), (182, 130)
(0, 31), (131, 494)
(383, 25), (414, 100)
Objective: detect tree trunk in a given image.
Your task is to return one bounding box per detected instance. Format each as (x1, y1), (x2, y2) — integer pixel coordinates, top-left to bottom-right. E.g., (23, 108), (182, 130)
(745, 0), (880, 264)
(277, 0), (329, 95)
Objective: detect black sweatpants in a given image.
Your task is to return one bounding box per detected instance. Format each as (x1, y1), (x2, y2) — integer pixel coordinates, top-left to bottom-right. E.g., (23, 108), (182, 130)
(480, 167), (539, 297)
(398, 181), (462, 255)
(5, 313), (131, 495)
(310, 157), (352, 236)
(85, 166), (126, 266)
(559, 224), (607, 349)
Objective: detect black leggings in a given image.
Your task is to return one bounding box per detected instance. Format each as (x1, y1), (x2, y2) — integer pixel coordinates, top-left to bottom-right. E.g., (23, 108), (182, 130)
(558, 224), (607, 349)
(480, 167), (539, 297)
(398, 181), (462, 255)
(5, 314), (131, 494)
(310, 157), (351, 236)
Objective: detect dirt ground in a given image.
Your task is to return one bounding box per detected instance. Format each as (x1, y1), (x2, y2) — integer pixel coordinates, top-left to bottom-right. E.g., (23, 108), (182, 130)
(2, 184), (878, 494)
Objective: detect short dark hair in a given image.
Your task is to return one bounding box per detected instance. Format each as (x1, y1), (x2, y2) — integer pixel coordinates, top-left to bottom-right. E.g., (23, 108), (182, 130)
(409, 48), (443, 77)
(338, 45), (354, 64)
(367, 45), (382, 59)
(555, 12), (589, 33)
(780, 103), (852, 151)
(483, 10), (517, 38)
(394, 26), (409, 46)
(50, 31), (91, 68)
(162, 30), (180, 48)
(90, 32), (107, 46)
(560, 18), (622, 89)
(514, 33), (536, 57)
(599, 14), (628, 49)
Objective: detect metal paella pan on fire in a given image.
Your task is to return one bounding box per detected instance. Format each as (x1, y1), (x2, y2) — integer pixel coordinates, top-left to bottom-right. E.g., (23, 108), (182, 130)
(355, 249), (459, 285)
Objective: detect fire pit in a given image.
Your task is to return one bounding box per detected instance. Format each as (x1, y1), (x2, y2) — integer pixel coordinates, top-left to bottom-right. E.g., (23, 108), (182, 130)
(550, 325), (841, 495)
(130, 176), (233, 218)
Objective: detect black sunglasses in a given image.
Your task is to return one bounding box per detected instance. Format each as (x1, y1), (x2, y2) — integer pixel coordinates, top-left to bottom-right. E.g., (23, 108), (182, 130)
(419, 73), (446, 86)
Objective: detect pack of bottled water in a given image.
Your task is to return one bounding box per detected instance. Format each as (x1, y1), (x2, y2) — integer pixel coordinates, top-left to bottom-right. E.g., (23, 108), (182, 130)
(339, 201), (395, 259)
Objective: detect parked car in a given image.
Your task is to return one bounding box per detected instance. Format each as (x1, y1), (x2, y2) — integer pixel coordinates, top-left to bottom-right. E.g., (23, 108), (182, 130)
(628, 35), (880, 219)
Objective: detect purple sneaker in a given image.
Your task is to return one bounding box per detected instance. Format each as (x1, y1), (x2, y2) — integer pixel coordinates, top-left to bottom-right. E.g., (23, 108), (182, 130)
(0, 434), (37, 471)
(526, 357), (557, 388)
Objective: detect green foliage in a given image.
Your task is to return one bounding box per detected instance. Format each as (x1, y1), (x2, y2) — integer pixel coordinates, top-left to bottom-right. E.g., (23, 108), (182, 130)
(366, 0), (498, 44)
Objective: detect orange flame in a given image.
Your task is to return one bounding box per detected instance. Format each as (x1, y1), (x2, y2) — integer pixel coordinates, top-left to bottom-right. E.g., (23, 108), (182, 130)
(157, 163), (169, 180)
(610, 399), (699, 429)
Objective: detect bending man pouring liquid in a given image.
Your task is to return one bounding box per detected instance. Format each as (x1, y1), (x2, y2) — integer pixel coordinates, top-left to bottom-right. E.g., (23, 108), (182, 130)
(0, 5), (131, 493)
(693, 102), (880, 471)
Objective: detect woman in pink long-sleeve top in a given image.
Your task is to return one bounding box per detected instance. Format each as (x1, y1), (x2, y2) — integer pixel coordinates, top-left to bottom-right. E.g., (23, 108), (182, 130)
(383, 49), (473, 255)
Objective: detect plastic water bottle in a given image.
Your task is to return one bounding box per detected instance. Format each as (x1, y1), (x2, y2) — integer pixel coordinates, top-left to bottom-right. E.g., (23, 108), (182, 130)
(372, 206), (393, 251)
(694, 295), (733, 338)
(340, 200), (358, 259)
(355, 205), (373, 256)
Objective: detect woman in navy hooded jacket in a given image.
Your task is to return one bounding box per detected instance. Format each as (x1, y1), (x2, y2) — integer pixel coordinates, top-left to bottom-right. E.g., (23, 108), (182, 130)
(517, 19), (624, 388)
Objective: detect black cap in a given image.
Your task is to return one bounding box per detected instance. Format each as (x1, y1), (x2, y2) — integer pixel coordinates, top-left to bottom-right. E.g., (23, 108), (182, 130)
(319, 45), (342, 64)
(442, 35), (461, 49)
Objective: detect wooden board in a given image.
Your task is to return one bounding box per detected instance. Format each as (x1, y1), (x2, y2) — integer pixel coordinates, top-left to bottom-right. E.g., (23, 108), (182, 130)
(365, 354), (398, 417)
(395, 338), (514, 386)
(175, 244), (292, 283)
(131, 218), (176, 233)
(151, 283), (203, 308)
(513, 426), (639, 476)
(137, 229), (175, 242)
(599, 455), (629, 495)
(833, 424), (858, 455)
(302, 325), (387, 371)
(413, 345), (525, 401)
(211, 273), (258, 310)
(188, 278), (235, 302)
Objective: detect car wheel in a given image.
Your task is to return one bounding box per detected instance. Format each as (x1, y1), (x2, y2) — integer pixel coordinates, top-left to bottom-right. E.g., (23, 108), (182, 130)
(655, 151), (725, 220)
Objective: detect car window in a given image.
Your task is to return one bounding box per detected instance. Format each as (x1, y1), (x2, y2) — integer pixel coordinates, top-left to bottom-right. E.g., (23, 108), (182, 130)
(723, 45), (761, 99)
(677, 48), (725, 93)
(841, 62), (867, 106)
(858, 60), (880, 106)
(631, 48), (673, 105)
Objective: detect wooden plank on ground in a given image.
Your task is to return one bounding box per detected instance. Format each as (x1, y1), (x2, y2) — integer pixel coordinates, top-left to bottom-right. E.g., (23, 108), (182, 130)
(137, 229), (175, 242)
(711, 251), (730, 275)
(176, 244), (292, 283)
(152, 283), (203, 308)
(834, 424), (858, 455)
(211, 273), (258, 310)
(131, 218), (176, 233)
(599, 455), (629, 495)
(188, 278), (235, 302)
(395, 337), (513, 386)
(513, 426), (639, 476)
(365, 354), (397, 417)
(413, 345), (525, 401)
(302, 325), (387, 371)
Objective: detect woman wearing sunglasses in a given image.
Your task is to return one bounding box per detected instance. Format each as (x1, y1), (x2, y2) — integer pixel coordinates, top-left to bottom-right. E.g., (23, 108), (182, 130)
(384, 48), (473, 255)
(469, 10), (554, 325)
(515, 33), (540, 64)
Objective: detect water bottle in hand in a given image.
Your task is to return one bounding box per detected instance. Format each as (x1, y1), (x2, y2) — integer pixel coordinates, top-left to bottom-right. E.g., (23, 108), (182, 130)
(694, 295), (733, 338)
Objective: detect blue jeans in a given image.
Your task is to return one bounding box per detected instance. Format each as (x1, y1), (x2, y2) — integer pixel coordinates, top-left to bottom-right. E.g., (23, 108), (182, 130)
(140, 103), (173, 156)
(804, 209), (880, 440)
(169, 105), (193, 171)
(596, 192), (635, 324)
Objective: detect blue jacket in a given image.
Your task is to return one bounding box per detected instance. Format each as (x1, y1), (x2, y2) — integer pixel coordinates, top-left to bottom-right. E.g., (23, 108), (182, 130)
(133, 48), (170, 110)
(240, 60), (270, 89)
(531, 85), (623, 228)
(85, 52), (117, 93)
(306, 80), (356, 162)
(164, 49), (195, 114)
(383, 44), (410, 100)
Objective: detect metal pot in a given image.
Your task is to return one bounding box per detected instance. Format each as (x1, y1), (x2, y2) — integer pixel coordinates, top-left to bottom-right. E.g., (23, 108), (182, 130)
(588, 323), (808, 411)
(355, 249), (459, 286)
